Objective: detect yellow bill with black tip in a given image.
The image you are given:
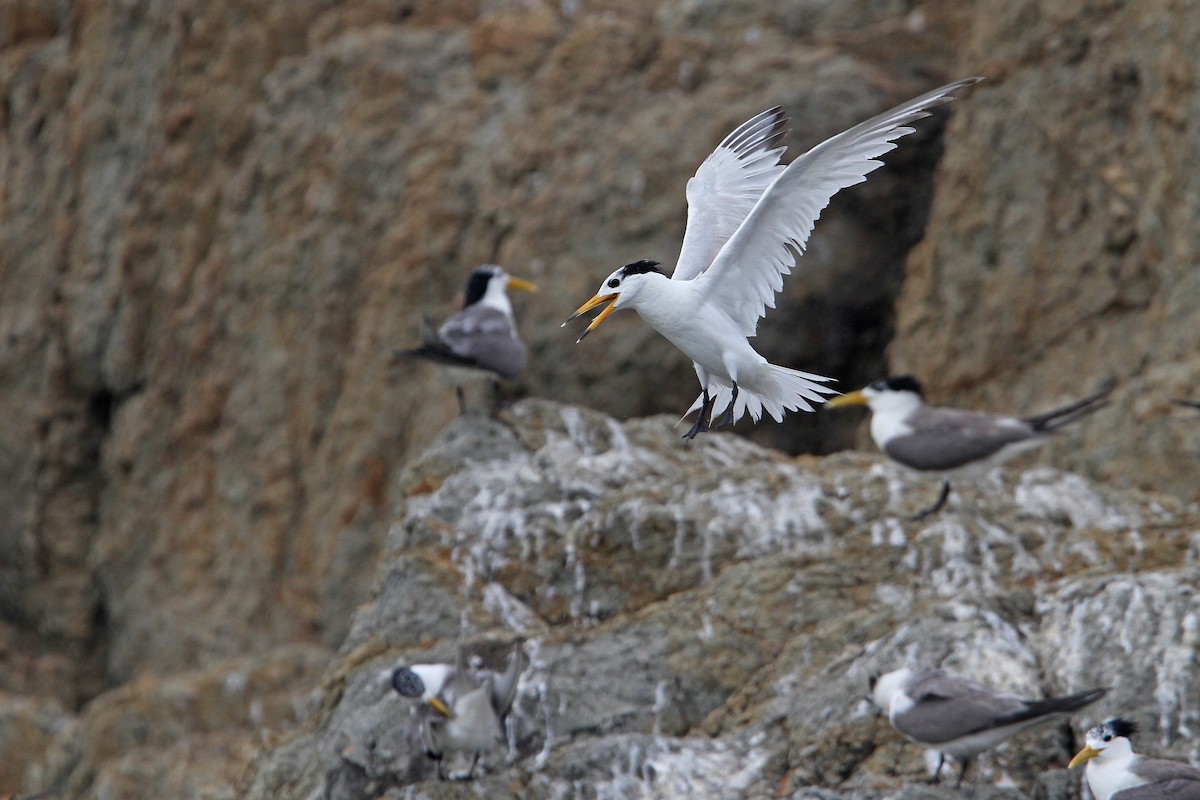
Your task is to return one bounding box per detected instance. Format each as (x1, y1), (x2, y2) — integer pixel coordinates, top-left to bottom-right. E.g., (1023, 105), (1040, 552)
(824, 389), (867, 409)
(1068, 745), (1101, 769)
(427, 696), (455, 718)
(507, 276), (538, 293)
(565, 293), (619, 341)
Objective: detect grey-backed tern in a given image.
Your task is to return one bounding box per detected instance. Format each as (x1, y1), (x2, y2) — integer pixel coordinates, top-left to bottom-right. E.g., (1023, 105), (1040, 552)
(565, 78), (982, 439)
(400, 265), (537, 407)
(826, 375), (1112, 517)
(391, 647), (527, 779)
(872, 666), (1106, 787)
(1070, 718), (1200, 800)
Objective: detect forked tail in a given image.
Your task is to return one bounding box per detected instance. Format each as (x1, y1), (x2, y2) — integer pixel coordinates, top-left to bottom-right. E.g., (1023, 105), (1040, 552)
(680, 364), (838, 426)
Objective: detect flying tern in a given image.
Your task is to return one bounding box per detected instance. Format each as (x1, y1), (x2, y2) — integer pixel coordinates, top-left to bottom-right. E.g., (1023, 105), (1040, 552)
(565, 78), (982, 439)
(1070, 718), (1200, 800)
(400, 265), (537, 408)
(391, 646), (527, 779)
(872, 666), (1106, 787)
(826, 375), (1112, 518)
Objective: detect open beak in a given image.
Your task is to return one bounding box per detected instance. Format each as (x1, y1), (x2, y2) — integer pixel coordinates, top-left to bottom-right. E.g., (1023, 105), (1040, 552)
(506, 276), (538, 293)
(427, 696), (455, 718)
(1068, 745), (1101, 769)
(824, 389), (866, 409)
(564, 293), (619, 342)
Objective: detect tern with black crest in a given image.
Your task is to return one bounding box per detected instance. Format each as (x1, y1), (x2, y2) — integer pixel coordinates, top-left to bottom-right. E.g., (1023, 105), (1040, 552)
(391, 646), (527, 780)
(400, 265), (537, 409)
(826, 376), (1112, 517)
(872, 666), (1107, 787)
(1070, 718), (1200, 800)
(565, 78), (982, 439)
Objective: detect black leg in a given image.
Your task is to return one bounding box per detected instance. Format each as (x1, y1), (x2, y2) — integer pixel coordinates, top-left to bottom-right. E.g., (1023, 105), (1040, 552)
(466, 751), (480, 780)
(683, 389), (713, 440)
(954, 755), (973, 789)
(911, 480), (951, 520)
(429, 750), (446, 781)
(455, 386), (467, 415)
(714, 383), (740, 429)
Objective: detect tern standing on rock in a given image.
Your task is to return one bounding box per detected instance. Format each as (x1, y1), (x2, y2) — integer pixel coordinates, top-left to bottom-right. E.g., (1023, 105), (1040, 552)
(566, 78), (982, 439)
(391, 647), (527, 780)
(399, 265), (537, 411)
(871, 666), (1107, 788)
(1070, 718), (1200, 800)
(826, 375), (1112, 518)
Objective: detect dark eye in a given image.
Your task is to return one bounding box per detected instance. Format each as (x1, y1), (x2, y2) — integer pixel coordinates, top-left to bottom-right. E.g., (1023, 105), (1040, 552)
(607, 278), (620, 289)
(1103, 735), (1112, 742)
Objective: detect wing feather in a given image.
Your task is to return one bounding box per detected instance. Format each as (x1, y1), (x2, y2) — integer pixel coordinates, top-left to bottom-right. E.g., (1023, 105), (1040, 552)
(694, 77), (982, 336)
(672, 106), (789, 282)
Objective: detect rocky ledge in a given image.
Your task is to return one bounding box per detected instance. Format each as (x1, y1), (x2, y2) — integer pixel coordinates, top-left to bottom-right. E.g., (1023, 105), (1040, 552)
(228, 399), (1199, 800)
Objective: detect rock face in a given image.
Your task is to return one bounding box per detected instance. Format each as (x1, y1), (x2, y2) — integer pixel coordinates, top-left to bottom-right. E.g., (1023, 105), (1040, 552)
(4, 1), (1200, 798)
(233, 401), (1199, 800)
(891, 0), (1200, 501)
(0, 0), (967, 717)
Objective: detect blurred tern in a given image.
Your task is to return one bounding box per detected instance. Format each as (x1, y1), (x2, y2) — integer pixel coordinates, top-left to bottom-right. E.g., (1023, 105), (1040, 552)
(826, 376), (1112, 518)
(565, 78), (982, 439)
(872, 666), (1107, 787)
(392, 646), (527, 779)
(1070, 718), (1200, 800)
(400, 265), (537, 408)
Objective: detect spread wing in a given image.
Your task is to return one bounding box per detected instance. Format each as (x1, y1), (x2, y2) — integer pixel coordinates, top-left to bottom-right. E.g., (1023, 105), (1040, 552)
(672, 106), (789, 282)
(693, 77), (981, 337)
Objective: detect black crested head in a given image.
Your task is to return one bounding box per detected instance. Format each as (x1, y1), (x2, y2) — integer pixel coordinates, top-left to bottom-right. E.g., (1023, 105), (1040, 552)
(392, 666), (425, 699)
(617, 259), (662, 277)
(871, 375), (924, 397)
(463, 265), (504, 306)
(1101, 718), (1139, 740)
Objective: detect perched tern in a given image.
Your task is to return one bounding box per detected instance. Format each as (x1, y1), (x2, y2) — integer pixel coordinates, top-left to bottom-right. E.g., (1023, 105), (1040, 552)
(400, 265), (537, 408)
(391, 647), (527, 780)
(826, 376), (1112, 518)
(872, 666), (1106, 787)
(565, 78), (982, 439)
(1070, 718), (1200, 800)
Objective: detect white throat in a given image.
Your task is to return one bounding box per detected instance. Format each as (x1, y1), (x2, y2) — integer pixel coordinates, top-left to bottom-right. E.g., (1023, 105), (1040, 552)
(867, 391), (922, 448)
(1085, 742), (1144, 800)
(479, 278), (515, 318)
(872, 667), (913, 716)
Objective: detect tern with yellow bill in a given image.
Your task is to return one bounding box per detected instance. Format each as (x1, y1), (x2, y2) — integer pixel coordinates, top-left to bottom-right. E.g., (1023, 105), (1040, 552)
(565, 78), (982, 439)
(826, 376), (1112, 518)
(401, 264), (537, 381)
(872, 666), (1106, 788)
(391, 647), (527, 780)
(1070, 718), (1200, 800)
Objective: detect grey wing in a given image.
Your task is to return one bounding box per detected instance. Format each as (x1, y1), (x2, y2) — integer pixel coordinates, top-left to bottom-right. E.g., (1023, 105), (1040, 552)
(437, 307), (527, 379)
(896, 669), (1027, 743)
(490, 647), (528, 719)
(1116, 780), (1200, 800)
(884, 408), (1037, 471)
(1117, 760), (1200, 800)
(417, 704), (444, 758)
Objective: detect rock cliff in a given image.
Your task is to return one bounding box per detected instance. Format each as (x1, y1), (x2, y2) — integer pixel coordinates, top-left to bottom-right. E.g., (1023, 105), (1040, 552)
(2, 1), (1199, 798)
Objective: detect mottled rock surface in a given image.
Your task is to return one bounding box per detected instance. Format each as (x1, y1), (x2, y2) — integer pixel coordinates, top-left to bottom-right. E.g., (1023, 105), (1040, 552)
(232, 401), (1199, 800)
(0, 0), (967, 718)
(3, 1), (1200, 798)
(892, 0), (1200, 501)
